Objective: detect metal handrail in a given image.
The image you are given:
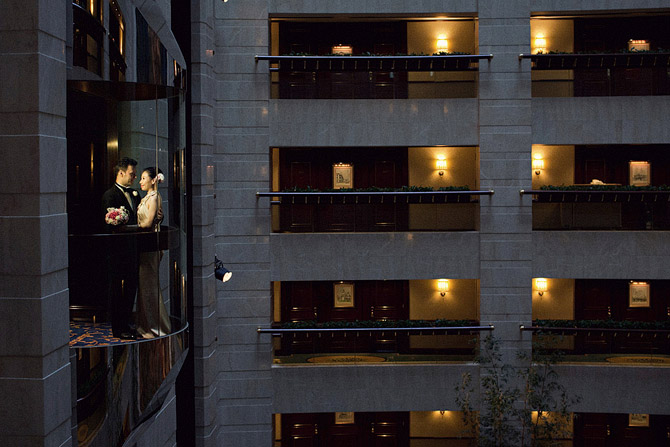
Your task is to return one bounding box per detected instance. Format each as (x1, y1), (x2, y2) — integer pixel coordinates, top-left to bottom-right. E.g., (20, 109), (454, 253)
(258, 325), (494, 334)
(257, 54), (493, 61)
(520, 325), (670, 335)
(520, 189), (670, 195)
(258, 190), (494, 198)
(519, 52), (670, 59)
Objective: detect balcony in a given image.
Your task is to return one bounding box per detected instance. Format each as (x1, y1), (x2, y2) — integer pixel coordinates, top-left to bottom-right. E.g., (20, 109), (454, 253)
(267, 279), (482, 364)
(530, 278), (670, 365)
(267, 19), (482, 99)
(265, 147), (483, 232)
(529, 144), (670, 230)
(529, 15), (670, 97)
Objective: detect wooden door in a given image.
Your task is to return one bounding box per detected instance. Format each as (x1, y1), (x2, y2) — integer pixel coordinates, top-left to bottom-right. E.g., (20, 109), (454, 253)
(282, 414), (320, 447)
(280, 282), (318, 354)
(369, 281), (408, 352)
(575, 280), (614, 353)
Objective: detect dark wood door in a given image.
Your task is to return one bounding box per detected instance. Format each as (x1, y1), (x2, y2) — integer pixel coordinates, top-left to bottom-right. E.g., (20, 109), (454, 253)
(282, 414), (320, 447)
(574, 414), (670, 447)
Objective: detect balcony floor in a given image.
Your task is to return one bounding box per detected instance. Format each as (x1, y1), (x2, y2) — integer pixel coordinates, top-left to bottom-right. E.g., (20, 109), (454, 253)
(69, 321), (168, 347)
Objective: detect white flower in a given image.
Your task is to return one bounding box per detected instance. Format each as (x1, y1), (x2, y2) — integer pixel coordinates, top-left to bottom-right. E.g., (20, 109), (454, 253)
(156, 173), (165, 183)
(132, 191), (138, 196)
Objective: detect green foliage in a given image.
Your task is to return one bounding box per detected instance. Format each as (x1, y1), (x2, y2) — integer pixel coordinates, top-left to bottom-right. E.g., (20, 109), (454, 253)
(455, 334), (580, 447)
(280, 319), (477, 329)
(539, 49), (670, 55)
(534, 319), (670, 330)
(280, 185), (471, 193)
(539, 184), (670, 191)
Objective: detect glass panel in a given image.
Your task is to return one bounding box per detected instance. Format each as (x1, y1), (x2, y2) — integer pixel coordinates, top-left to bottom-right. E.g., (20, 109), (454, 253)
(67, 81), (186, 346)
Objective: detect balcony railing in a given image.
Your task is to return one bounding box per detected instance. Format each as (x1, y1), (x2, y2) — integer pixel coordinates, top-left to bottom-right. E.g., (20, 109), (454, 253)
(257, 54), (493, 72)
(260, 323), (493, 364)
(523, 189), (670, 230)
(521, 52), (670, 96)
(521, 323), (670, 365)
(259, 54), (492, 99)
(258, 190), (493, 232)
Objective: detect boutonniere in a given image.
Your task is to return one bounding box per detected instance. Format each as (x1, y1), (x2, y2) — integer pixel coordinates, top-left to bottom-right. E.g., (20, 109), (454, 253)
(132, 191), (138, 196)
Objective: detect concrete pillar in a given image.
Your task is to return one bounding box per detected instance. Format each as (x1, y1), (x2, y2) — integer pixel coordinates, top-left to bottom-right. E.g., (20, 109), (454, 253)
(0, 1), (72, 446)
(477, 0), (533, 413)
(213, 0), (273, 445)
(190, 0), (221, 446)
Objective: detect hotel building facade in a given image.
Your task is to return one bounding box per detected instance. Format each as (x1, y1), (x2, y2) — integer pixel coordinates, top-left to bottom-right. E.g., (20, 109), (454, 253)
(2, 0), (670, 446)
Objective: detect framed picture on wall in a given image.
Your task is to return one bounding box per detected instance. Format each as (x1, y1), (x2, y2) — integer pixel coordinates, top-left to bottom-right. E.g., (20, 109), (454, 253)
(333, 163), (354, 189)
(629, 281), (650, 308)
(335, 412), (355, 424)
(629, 161), (651, 186)
(333, 282), (355, 308)
(629, 414), (650, 427)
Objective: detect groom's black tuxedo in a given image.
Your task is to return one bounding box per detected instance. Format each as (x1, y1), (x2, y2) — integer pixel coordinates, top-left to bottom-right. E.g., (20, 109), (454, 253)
(101, 183), (141, 228)
(101, 183), (141, 338)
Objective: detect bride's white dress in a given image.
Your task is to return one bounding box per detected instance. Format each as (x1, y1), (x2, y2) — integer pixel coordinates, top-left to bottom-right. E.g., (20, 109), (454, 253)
(136, 190), (171, 338)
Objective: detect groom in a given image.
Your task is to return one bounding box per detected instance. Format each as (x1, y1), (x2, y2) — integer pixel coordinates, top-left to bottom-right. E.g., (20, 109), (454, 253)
(102, 157), (140, 339)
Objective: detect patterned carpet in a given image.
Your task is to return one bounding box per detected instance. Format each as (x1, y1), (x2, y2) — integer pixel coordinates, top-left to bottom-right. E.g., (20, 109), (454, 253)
(69, 321), (137, 347)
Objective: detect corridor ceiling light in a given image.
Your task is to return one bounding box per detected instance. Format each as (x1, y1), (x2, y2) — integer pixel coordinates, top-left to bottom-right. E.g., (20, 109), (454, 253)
(436, 158), (447, 176)
(215, 255), (232, 282)
(436, 35), (449, 53)
(438, 279), (449, 296)
(534, 278), (547, 297)
(532, 155), (544, 176)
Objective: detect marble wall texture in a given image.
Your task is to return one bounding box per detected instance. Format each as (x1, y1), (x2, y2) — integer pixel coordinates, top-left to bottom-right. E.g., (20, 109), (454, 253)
(208, 0), (670, 445)
(214, 0), (273, 446)
(0, 1), (72, 446)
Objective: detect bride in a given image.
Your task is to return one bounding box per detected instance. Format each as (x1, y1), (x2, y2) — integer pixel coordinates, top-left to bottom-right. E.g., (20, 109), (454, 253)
(136, 166), (171, 338)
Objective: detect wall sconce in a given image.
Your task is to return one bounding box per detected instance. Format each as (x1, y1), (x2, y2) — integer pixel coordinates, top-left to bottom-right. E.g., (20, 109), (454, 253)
(534, 34), (547, 54)
(436, 159), (447, 176)
(332, 44), (353, 55)
(532, 156), (544, 176)
(628, 39), (649, 51)
(534, 278), (547, 297)
(438, 279), (449, 296)
(215, 255), (232, 282)
(436, 34), (448, 53)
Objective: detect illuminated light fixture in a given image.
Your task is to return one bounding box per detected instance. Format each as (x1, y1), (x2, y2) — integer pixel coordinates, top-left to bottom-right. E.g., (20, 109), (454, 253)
(628, 39), (650, 51)
(532, 155), (544, 176)
(332, 44), (353, 55)
(534, 34), (547, 54)
(439, 410), (446, 416)
(214, 255), (232, 283)
(438, 279), (449, 297)
(436, 34), (449, 53)
(436, 158), (448, 176)
(534, 278), (547, 297)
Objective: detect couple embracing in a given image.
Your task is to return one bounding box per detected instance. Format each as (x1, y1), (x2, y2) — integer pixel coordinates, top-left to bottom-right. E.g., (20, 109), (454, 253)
(102, 157), (171, 340)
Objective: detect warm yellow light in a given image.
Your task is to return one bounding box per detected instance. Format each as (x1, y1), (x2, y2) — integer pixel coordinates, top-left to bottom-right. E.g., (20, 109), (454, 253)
(436, 159), (448, 176)
(438, 279), (449, 296)
(534, 34), (547, 54)
(332, 44), (353, 55)
(532, 158), (544, 175)
(436, 34), (448, 53)
(628, 39), (649, 51)
(535, 278), (548, 296)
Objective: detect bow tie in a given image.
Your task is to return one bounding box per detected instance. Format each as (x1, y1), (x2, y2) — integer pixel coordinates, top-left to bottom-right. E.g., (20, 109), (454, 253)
(116, 184), (133, 193)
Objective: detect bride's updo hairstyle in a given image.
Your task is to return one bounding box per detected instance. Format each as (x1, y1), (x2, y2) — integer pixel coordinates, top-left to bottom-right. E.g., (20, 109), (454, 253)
(143, 166), (164, 184)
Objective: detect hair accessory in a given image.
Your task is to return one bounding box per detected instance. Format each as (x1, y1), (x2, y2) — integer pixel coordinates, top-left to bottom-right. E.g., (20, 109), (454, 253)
(157, 173), (165, 183)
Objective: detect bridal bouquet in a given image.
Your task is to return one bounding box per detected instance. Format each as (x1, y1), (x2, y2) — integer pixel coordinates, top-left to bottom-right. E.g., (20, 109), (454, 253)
(105, 206), (130, 225)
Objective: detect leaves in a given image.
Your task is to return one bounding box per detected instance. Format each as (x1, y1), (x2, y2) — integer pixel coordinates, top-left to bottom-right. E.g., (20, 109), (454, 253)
(281, 185), (471, 192)
(539, 184), (670, 192)
(280, 319), (477, 329)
